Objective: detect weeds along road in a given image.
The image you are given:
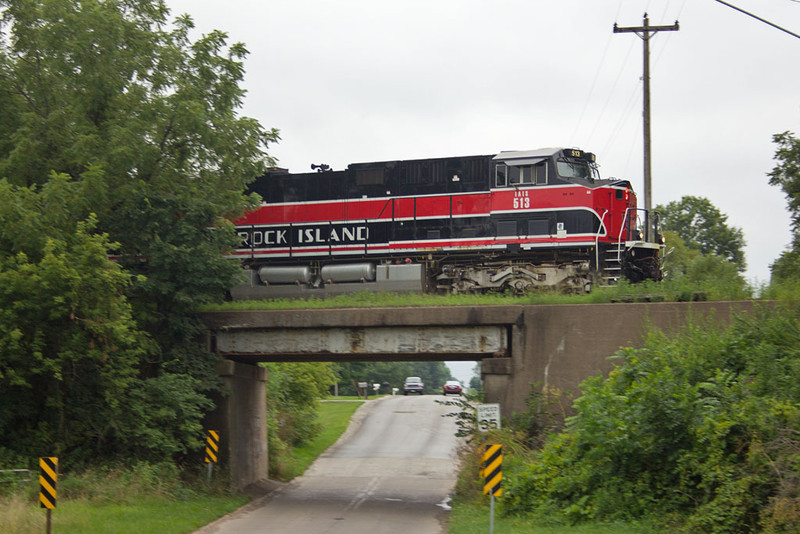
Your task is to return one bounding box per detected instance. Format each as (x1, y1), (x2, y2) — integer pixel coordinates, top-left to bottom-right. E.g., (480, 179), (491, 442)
(196, 394), (463, 534)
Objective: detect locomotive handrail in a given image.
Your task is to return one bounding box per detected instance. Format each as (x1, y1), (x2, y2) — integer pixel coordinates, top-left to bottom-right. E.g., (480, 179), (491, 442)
(619, 207), (633, 256)
(595, 209), (610, 268)
(618, 206), (648, 261)
(377, 197), (393, 220)
(618, 207), (639, 264)
(619, 207), (629, 237)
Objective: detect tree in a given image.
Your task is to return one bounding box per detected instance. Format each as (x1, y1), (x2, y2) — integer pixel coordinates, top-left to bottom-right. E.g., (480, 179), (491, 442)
(0, 175), (150, 461)
(468, 363), (483, 397)
(656, 196), (747, 271)
(768, 131), (800, 283)
(0, 0), (277, 462)
(659, 229), (702, 279)
(655, 230), (750, 299)
(333, 361), (452, 395)
(265, 362), (336, 447)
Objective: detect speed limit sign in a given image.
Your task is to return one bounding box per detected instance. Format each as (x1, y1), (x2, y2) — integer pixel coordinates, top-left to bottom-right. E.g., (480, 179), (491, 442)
(477, 403), (501, 432)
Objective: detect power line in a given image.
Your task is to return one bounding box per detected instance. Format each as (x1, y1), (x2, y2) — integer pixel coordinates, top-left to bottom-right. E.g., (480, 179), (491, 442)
(713, 0), (800, 40)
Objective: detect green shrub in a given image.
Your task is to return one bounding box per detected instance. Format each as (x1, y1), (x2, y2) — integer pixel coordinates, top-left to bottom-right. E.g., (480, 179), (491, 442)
(503, 304), (800, 532)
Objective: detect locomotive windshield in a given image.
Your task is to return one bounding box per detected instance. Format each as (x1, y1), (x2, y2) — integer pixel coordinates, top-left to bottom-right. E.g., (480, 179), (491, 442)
(556, 158), (598, 182)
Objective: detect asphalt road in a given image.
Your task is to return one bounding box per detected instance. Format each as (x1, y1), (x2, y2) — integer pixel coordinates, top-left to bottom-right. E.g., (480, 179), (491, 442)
(196, 394), (463, 534)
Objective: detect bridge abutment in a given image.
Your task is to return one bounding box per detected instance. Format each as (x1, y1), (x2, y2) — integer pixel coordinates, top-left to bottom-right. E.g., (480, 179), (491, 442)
(482, 301), (761, 421)
(208, 360), (269, 490)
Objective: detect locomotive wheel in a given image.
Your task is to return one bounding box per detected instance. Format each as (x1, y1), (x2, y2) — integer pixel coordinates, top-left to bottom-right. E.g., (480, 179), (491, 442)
(504, 277), (533, 295)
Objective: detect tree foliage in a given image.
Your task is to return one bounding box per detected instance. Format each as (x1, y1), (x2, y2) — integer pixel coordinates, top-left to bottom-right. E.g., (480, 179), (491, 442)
(333, 361), (453, 396)
(768, 131), (800, 284)
(265, 362), (336, 447)
(263, 362), (336, 479)
(657, 230), (750, 299)
(503, 305), (800, 532)
(0, 0), (276, 464)
(656, 196), (746, 271)
(0, 175), (159, 462)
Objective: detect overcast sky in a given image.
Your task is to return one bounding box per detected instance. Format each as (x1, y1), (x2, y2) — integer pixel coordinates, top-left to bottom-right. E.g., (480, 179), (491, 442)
(165, 0), (799, 383)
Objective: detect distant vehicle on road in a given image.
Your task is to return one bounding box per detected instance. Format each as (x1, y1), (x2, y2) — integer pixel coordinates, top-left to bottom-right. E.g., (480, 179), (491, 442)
(403, 376), (424, 395)
(442, 380), (463, 395)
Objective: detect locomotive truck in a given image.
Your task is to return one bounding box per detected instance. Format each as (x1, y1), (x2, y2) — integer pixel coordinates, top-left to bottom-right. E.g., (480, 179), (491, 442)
(229, 147), (664, 299)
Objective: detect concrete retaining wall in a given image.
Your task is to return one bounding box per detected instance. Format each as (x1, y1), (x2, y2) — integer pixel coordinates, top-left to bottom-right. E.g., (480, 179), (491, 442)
(492, 300), (762, 419)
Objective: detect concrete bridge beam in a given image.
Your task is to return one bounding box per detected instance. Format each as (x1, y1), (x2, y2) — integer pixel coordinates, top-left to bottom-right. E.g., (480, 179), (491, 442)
(215, 325), (507, 362)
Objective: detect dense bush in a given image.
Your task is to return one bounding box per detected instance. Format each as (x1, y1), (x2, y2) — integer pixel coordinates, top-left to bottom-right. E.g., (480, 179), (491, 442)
(263, 362), (336, 479)
(503, 304), (800, 532)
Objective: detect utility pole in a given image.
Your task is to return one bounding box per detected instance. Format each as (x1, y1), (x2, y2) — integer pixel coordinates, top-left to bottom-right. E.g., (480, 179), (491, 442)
(614, 13), (679, 240)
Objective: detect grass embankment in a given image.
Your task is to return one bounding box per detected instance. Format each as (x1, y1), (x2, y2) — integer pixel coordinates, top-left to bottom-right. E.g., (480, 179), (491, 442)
(448, 503), (657, 533)
(2, 494), (249, 534)
(1, 471), (248, 534)
(0, 398), (364, 534)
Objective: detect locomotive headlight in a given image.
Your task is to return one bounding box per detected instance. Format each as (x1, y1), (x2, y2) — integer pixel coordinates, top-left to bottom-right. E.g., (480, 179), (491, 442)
(658, 234), (666, 244)
(636, 230), (644, 240)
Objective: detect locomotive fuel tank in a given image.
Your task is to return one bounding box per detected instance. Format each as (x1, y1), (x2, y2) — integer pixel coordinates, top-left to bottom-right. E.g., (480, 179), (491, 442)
(258, 266), (313, 285)
(321, 263), (376, 284)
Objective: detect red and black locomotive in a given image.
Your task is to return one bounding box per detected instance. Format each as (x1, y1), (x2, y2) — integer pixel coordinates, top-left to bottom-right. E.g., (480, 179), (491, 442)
(230, 147), (664, 299)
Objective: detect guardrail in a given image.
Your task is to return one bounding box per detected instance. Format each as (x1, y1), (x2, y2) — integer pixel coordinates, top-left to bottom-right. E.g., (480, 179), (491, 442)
(0, 468), (32, 485)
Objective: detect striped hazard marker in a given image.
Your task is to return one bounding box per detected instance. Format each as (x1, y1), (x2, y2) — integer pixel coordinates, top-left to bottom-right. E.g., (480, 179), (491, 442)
(39, 457), (57, 509)
(205, 430), (219, 464)
(482, 444), (502, 497)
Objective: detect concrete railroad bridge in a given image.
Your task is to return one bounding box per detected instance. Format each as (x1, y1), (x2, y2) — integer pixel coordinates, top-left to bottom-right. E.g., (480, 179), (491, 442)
(200, 300), (759, 490)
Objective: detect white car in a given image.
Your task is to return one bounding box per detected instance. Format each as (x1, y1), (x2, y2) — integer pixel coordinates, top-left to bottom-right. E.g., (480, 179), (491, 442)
(403, 376), (424, 395)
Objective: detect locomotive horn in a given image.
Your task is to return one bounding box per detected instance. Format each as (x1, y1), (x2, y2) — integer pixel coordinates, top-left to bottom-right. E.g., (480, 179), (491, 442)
(311, 163), (330, 172)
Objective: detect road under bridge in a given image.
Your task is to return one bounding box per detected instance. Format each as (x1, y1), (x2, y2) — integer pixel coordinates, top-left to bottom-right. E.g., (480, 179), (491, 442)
(199, 300), (761, 490)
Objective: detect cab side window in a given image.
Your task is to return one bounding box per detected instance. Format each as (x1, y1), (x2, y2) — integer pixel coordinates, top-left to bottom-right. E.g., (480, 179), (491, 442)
(497, 161), (548, 186)
(495, 164), (507, 187)
(509, 166), (532, 185)
(534, 162), (547, 184)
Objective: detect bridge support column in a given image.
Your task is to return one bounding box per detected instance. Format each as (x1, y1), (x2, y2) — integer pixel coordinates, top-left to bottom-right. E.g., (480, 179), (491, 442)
(481, 357), (513, 415)
(211, 360), (269, 491)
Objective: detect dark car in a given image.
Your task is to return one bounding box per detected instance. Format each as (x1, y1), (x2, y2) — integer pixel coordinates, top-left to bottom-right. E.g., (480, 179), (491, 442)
(443, 380), (463, 395)
(403, 376), (424, 395)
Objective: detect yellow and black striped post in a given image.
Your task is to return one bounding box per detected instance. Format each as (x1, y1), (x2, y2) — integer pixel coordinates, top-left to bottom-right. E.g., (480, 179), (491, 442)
(39, 457), (57, 509)
(482, 444), (502, 497)
(481, 444), (502, 534)
(205, 430), (219, 483)
(39, 457), (57, 534)
(205, 430), (219, 464)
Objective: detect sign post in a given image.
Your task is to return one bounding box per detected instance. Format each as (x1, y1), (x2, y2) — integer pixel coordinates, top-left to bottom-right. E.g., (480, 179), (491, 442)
(39, 457), (57, 534)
